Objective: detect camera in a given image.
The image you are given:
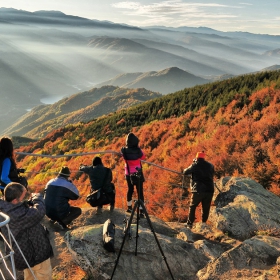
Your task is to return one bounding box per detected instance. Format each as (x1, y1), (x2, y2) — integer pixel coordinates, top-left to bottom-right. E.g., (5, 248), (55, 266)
(23, 198), (34, 207)
(17, 168), (26, 173)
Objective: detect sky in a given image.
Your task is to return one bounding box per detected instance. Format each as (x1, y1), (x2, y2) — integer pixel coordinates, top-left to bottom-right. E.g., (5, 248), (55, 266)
(0, 0), (280, 35)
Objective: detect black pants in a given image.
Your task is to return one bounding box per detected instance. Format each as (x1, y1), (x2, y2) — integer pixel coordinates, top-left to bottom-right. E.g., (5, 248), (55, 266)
(187, 192), (213, 224)
(126, 175), (144, 203)
(98, 191), (115, 209)
(61, 206), (82, 225)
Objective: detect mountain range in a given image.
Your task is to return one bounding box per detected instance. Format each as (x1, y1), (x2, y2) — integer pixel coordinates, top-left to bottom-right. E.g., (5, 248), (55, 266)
(1, 8), (280, 136)
(3, 86), (161, 139)
(96, 67), (209, 94)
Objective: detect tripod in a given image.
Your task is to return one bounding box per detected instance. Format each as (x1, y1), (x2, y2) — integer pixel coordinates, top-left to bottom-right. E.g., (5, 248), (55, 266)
(110, 169), (174, 280)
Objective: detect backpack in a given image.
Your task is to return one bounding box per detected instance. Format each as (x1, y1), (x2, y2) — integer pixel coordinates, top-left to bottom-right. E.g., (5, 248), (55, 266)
(103, 219), (115, 252)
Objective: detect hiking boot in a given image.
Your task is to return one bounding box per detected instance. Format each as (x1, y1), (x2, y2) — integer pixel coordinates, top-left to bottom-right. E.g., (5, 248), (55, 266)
(96, 207), (102, 215)
(56, 221), (68, 230)
(109, 204), (115, 212)
(126, 206), (132, 213)
(183, 222), (193, 229)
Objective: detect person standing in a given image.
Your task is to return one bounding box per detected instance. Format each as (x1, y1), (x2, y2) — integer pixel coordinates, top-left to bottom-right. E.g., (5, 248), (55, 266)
(121, 132), (146, 217)
(0, 136), (27, 193)
(183, 151), (215, 229)
(44, 166), (81, 229)
(79, 156), (115, 214)
(0, 182), (53, 280)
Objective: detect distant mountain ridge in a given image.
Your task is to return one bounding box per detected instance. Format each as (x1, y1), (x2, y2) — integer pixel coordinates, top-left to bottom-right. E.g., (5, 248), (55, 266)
(96, 67), (209, 94)
(3, 86), (161, 138)
(0, 8), (140, 30)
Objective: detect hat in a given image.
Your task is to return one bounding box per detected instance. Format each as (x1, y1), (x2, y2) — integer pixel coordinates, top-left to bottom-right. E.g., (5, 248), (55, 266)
(58, 166), (71, 177)
(196, 152), (205, 159)
(92, 156), (102, 166)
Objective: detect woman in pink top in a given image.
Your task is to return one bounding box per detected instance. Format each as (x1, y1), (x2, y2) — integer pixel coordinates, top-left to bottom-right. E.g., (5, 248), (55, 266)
(121, 133), (145, 216)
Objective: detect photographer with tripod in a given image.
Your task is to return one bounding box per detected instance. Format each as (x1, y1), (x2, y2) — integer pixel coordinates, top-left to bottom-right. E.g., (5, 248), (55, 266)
(121, 132), (146, 217)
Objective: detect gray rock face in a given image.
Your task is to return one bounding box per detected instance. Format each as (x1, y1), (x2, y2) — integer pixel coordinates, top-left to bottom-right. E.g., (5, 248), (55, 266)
(211, 177), (280, 240)
(65, 221), (209, 280)
(64, 177), (280, 279)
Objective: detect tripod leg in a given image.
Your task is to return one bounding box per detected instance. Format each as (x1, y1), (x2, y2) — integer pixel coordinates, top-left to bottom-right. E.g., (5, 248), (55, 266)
(110, 202), (138, 280)
(135, 200), (140, 256)
(138, 200), (175, 280)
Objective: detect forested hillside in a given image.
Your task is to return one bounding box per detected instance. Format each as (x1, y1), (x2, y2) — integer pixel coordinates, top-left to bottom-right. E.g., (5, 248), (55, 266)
(4, 86), (161, 138)
(15, 70), (280, 222)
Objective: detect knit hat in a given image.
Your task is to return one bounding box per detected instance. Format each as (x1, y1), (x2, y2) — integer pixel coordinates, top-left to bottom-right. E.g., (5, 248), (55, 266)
(196, 152), (206, 159)
(92, 156), (102, 166)
(58, 166), (71, 177)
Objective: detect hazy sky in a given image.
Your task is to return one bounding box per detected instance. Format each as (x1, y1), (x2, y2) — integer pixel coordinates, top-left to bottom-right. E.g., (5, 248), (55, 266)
(1, 0), (280, 34)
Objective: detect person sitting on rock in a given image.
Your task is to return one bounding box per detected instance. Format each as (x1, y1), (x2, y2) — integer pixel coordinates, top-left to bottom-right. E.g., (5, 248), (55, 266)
(44, 166), (81, 229)
(183, 151), (215, 229)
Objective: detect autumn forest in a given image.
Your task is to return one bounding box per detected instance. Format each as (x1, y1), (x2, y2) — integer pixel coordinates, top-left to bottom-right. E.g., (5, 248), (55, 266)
(14, 70), (280, 222)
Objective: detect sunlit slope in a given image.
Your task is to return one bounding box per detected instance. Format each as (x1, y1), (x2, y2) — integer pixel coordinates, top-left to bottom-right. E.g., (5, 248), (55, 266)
(4, 86), (162, 138)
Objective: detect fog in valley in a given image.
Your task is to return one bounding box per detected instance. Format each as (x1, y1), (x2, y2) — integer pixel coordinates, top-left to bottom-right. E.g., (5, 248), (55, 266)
(0, 8), (280, 135)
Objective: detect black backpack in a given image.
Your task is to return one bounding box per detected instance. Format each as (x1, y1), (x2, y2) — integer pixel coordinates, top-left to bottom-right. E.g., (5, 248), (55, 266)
(103, 219), (115, 252)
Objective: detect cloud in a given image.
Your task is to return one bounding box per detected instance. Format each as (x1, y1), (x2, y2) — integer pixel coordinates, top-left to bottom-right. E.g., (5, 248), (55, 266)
(239, 2), (253, 6)
(111, 1), (239, 26)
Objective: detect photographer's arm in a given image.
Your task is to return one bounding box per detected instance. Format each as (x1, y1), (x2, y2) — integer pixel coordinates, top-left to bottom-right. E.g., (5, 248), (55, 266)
(20, 193), (46, 229)
(79, 165), (90, 174)
(1, 158), (12, 185)
(183, 163), (196, 176)
(17, 168), (26, 173)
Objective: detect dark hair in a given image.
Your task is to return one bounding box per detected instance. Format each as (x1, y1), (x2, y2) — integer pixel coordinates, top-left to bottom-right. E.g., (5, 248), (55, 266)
(126, 133), (139, 148)
(4, 182), (25, 202)
(0, 136), (16, 166)
(92, 156), (103, 166)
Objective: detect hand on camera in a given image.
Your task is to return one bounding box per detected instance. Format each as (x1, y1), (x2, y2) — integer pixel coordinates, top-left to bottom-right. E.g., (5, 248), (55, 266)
(31, 193), (43, 200)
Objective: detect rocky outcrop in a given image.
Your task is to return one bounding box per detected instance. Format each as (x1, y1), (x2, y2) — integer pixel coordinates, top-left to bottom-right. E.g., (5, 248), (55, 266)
(198, 235), (280, 279)
(64, 177), (280, 279)
(211, 177), (280, 240)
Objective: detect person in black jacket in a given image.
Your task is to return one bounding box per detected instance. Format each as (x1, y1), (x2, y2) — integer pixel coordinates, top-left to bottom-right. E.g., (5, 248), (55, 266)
(183, 151), (214, 229)
(79, 156), (115, 214)
(44, 166), (81, 229)
(0, 182), (53, 280)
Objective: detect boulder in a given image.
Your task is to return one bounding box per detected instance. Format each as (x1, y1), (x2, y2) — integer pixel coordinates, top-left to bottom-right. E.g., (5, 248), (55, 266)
(198, 235), (280, 279)
(65, 219), (211, 280)
(210, 177), (280, 240)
